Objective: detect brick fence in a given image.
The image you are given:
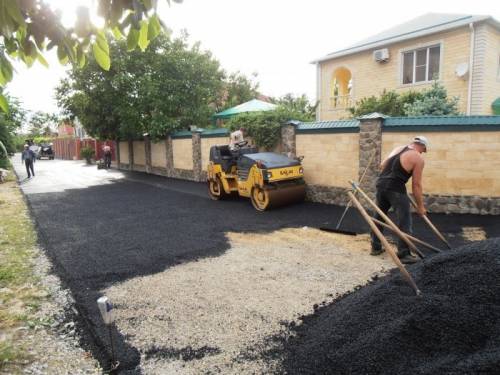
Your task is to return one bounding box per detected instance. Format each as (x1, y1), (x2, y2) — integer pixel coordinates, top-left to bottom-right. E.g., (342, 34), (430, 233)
(116, 115), (500, 215)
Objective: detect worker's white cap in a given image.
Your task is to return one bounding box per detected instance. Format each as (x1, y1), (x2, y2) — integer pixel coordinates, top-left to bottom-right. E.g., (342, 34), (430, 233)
(413, 135), (429, 149)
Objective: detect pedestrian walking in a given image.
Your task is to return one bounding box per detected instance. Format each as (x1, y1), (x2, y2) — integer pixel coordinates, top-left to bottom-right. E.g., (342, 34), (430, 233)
(103, 144), (112, 169)
(21, 144), (36, 178)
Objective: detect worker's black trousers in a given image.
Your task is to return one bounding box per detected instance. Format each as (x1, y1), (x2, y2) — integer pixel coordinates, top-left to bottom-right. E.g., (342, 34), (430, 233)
(25, 160), (34, 177)
(370, 189), (412, 257)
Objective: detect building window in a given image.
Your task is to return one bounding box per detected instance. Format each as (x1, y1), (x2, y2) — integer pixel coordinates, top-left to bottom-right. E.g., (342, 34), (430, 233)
(402, 45), (440, 84)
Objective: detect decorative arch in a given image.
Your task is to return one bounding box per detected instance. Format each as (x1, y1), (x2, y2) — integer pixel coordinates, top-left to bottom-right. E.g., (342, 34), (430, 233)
(330, 67), (353, 109)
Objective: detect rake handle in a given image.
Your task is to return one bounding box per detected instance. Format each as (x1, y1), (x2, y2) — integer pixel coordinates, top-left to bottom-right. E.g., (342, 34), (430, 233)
(407, 194), (452, 249)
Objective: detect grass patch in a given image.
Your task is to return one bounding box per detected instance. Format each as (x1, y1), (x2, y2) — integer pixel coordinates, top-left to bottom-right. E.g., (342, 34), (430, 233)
(0, 167), (44, 372)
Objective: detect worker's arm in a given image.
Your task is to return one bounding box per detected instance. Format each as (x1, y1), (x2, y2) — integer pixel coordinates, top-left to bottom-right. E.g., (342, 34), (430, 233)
(380, 145), (405, 170)
(411, 157), (426, 216)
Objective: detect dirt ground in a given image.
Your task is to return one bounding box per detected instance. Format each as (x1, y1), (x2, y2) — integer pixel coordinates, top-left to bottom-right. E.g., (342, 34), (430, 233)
(104, 228), (393, 374)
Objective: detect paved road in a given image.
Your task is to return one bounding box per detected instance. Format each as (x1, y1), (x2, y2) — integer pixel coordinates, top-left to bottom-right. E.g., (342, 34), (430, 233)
(11, 156), (500, 372)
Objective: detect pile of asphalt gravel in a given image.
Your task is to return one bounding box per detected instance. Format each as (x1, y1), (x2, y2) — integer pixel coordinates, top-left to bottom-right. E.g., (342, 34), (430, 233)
(279, 238), (500, 374)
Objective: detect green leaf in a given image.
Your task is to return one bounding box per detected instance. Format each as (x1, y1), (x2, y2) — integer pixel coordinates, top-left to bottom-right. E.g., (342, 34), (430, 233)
(138, 20), (149, 51)
(57, 45), (68, 65)
(37, 51), (49, 68)
(127, 28), (140, 51)
(147, 14), (161, 40)
(5, 0), (26, 27)
(0, 55), (14, 83)
(142, 0), (154, 10)
(112, 26), (124, 40)
(92, 42), (110, 70)
(0, 94), (9, 113)
(96, 30), (109, 55)
(76, 47), (86, 68)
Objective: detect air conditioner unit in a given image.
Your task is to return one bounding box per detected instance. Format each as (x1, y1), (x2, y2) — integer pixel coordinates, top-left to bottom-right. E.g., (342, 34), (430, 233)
(373, 48), (390, 62)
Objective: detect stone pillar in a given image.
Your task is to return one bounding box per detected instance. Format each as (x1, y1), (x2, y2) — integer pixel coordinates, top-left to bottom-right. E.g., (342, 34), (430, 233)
(192, 130), (203, 182)
(358, 114), (385, 200)
(128, 140), (134, 171)
(144, 135), (152, 173)
(165, 136), (174, 177)
(281, 122), (297, 157)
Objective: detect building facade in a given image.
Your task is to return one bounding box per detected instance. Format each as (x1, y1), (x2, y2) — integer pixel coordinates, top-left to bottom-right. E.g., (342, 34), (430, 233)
(313, 13), (500, 120)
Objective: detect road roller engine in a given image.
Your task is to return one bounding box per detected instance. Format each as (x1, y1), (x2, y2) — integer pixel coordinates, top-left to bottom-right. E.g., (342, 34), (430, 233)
(207, 142), (306, 211)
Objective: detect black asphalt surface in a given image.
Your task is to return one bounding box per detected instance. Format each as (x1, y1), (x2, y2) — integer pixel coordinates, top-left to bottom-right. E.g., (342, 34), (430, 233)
(12, 158), (500, 373)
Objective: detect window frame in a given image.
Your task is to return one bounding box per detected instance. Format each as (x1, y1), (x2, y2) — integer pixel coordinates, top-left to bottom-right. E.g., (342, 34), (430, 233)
(399, 42), (442, 86)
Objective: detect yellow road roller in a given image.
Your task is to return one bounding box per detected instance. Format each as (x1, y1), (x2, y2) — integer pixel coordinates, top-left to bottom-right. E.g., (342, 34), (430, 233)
(207, 143), (306, 211)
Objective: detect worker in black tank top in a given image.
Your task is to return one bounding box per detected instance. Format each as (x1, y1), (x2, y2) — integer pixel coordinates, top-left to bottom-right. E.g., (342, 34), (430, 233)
(371, 136), (429, 264)
(376, 146), (413, 194)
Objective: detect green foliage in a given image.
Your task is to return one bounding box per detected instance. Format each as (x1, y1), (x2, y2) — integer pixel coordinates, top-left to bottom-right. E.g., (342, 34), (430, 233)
(0, 0), (184, 112)
(0, 93), (26, 154)
(0, 140), (9, 169)
(404, 82), (460, 116)
(27, 111), (58, 138)
(215, 72), (259, 112)
(350, 82), (460, 117)
(56, 33), (225, 140)
(350, 90), (423, 117)
(273, 93), (318, 119)
(227, 105), (313, 150)
(80, 146), (95, 162)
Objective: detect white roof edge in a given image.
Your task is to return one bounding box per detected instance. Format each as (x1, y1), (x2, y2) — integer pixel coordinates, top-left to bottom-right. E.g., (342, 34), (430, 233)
(311, 15), (499, 64)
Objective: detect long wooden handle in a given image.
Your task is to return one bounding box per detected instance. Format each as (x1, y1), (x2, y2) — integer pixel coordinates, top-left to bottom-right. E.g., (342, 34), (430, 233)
(348, 192), (421, 295)
(371, 217), (442, 253)
(350, 181), (424, 259)
(407, 194), (452, 249)
(336, 151), (377, 229)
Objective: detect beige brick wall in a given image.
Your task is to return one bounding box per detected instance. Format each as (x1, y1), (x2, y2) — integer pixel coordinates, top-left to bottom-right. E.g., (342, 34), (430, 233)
(119, 141), (129, 164)
(151, 141), (166, 168)
(382, 131), (500, 196)
(201, 137), (229, 171)
(296, 133), (359, 187)
(320, 27), (471, 120)
(172, 138), (193, 170)
(482, 25), (500, 114)
(133, 141), (145, 166)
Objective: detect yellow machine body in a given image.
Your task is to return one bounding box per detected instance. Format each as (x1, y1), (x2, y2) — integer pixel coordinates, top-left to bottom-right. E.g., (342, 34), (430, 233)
(207, 145), (306, 211)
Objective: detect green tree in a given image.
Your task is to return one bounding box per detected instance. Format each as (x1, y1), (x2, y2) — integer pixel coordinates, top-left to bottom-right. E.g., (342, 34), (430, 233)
(0, 92), (26, 154)
(404, 82), (460, 116)
(0, 0), (183, 112)
(56, 33), (225, 140)
(215, 72), (259, 112)
(27, 111), (58, 137)
(227, 106), (312, 150)
(274, 93), (317, 120)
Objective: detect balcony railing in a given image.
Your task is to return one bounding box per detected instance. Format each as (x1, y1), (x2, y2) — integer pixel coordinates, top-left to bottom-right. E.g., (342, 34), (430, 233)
(329, 95), (353, 110)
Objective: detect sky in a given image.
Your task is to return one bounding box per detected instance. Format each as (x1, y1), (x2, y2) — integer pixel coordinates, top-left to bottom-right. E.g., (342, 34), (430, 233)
(6, 0), (500, 114)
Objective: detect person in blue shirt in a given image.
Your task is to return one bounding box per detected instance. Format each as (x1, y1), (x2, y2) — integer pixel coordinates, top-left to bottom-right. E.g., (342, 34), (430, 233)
(21, 144), (36, 178)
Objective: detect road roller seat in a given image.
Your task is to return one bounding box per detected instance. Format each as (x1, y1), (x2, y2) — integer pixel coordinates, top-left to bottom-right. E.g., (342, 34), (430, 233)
(209, 145), (235, 173)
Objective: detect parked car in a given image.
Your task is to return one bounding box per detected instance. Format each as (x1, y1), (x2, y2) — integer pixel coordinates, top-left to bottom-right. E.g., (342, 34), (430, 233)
(37, 144), (54, 160)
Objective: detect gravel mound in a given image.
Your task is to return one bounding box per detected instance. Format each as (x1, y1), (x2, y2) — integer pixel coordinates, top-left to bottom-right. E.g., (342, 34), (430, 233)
(279, 238), (500, 374)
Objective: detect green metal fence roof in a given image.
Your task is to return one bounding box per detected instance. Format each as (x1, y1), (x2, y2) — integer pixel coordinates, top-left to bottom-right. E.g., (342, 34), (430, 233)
(384, 115), (500, 127)
(296, 120), (360, 133)
(200, 128), (229, 138)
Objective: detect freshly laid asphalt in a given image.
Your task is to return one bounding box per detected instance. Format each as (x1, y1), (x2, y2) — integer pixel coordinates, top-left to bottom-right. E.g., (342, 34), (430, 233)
(11, 157), (500, 373)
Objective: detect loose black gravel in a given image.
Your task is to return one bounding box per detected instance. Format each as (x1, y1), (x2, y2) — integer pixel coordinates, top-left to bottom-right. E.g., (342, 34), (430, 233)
(278, 238), (500, 374)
